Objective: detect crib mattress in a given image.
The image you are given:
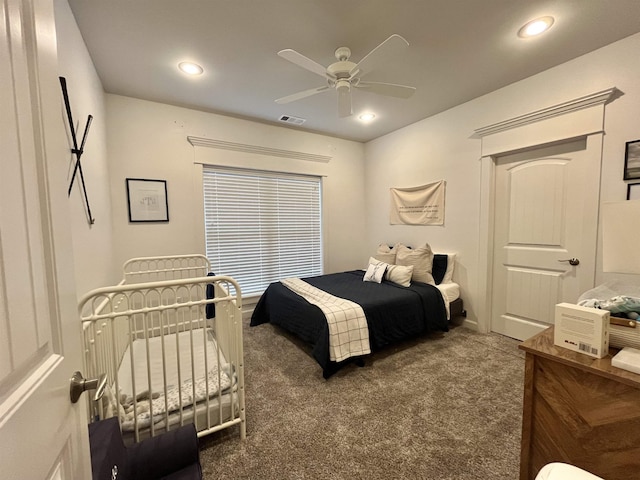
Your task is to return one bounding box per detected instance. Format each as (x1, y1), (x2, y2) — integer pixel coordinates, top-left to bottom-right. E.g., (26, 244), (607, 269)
(117, 328), (225, 402)
(115, 327), (236, 433)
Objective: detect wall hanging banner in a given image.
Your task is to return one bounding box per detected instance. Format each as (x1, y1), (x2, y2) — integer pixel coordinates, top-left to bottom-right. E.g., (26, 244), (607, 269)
(390, 180), (445, 225)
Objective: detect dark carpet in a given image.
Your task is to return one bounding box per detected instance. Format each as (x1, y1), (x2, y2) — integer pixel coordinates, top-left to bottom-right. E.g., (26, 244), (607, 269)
(199, 318), (525, 479)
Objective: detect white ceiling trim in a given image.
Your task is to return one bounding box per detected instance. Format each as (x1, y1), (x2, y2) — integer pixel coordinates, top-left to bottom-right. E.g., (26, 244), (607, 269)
(187, 136), (332, 163)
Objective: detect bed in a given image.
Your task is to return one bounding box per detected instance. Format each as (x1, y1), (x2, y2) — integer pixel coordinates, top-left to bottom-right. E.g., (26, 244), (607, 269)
(251, 245), (462, 378)
(79, 254), (246, 443)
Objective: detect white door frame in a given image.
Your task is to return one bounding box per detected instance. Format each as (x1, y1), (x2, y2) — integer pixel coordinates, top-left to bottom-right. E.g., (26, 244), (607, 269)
(475, 88), (620, 333)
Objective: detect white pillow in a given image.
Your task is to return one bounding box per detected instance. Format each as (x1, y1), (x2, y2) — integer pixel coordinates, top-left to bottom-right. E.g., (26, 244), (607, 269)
(368, 256), (381, 269)
(373, 243), (397, 264)
(363, 261), (386, 283)
(369, 256), (413, 287)
(442, 253), (456, 284)
(396, 243), (435, 285)
(385, 264), (414, 287)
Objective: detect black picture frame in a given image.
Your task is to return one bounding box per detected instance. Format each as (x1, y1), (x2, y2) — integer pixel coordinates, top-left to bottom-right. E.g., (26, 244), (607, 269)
(627, 182), (640, 200)
(623, 139), (640, 180)
(126, 178), (169, 222)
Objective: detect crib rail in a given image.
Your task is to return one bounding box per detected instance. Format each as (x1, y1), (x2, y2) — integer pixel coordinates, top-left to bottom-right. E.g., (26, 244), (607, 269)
(79, 274), (245, 443)
(122, 254), (211, 283)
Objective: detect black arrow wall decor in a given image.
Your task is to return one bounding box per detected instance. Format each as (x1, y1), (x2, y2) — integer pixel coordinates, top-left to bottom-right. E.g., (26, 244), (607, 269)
(60, 76), (95, 225)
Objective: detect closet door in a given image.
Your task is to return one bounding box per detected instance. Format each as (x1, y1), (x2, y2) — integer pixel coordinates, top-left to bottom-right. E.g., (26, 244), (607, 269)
(0, 0), (91, 478)
(491, 136), (600, 340)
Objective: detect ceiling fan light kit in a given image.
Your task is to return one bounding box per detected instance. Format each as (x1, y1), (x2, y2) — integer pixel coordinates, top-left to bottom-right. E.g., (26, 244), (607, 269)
(335, 79), (351, 92)
(275, 34), (416, 118)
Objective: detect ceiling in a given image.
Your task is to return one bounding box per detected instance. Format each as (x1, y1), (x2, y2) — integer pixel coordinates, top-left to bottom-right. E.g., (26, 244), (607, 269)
(67, 0), (640, 143)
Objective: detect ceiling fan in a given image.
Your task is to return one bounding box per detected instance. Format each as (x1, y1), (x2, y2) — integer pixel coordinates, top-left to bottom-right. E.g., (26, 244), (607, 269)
(275, 34), (416, 118)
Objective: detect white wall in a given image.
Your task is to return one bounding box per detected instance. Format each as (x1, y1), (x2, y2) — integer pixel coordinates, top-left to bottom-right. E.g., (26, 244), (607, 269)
(365, 32), (640, 327)
(54, 0), (117, 294)
(55, 0), (640, 320)
(105, 95), (366, 277)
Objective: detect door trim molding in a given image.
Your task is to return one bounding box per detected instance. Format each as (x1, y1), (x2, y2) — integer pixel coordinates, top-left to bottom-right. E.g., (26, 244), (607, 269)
(473, 88), (621, 138)
(475, 88), (620, 333)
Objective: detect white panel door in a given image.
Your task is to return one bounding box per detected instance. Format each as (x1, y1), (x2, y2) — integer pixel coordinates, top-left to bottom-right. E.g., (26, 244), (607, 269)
(0, 0), (91, 478)
(491, 137), (600, 340)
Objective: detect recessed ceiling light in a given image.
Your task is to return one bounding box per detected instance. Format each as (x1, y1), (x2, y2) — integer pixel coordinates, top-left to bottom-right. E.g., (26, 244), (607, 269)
(178, 62), (204, 75)
(518, 16), (554, 38)
(359, 113), (376, 122)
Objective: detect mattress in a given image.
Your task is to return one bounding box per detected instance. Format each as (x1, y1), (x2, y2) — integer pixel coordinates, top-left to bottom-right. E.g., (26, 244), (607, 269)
(115, 327), (234, 432)
(436, 282), (460, 319)
(117, 328), (225, 402)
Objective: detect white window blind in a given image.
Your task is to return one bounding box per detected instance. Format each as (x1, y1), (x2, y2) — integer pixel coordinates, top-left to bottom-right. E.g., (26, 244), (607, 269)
(203, 167), (323, 296)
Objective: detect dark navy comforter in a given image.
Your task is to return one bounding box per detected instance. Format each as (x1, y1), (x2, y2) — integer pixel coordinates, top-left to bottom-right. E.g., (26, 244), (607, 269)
(250, 270), (448, 378)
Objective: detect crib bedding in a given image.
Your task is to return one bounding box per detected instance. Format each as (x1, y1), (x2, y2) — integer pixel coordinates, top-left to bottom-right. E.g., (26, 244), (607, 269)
(250, 270), (448, 377)
(116, 328), (233, 431)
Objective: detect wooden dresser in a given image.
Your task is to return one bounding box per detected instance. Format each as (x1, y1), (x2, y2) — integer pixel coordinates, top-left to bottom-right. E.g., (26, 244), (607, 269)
(518, 327), (640, 480)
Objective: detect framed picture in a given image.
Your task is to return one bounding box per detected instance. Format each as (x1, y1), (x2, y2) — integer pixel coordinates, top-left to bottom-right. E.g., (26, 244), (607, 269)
(627, 182), (640, 200)
(126, 178), (169, 222)
(623, 139), (640, 180)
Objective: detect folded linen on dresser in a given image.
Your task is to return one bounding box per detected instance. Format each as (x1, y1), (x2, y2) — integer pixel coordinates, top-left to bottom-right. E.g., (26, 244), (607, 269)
(281, 277), (371, 362)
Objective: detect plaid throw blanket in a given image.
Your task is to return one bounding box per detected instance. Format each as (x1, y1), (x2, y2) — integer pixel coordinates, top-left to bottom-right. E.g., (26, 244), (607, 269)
(281, 278), (371, 362)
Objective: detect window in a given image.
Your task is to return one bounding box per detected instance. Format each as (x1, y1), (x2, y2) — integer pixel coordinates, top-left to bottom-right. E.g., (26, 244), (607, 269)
(203, 166), (323, 296)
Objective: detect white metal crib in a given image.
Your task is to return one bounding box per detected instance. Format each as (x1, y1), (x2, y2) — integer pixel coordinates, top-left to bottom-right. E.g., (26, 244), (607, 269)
(79, 255), (246, 443)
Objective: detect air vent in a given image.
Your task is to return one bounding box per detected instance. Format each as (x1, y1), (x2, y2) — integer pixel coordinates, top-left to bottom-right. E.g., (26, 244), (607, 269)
(279, 114), (306, 125)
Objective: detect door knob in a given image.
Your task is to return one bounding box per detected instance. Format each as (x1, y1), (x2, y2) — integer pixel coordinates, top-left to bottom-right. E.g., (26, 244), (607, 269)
(70, 371), (107, 404)
(558, 258), (580, 266)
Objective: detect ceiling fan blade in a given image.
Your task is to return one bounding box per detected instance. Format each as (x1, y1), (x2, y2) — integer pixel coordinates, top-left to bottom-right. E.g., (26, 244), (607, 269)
(350, 34), (409, 77)
(275, 86), (330, 104)
(355, 81), (416, 99)
(277, 49), (329, 78)
(337, 87), (352, 117)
